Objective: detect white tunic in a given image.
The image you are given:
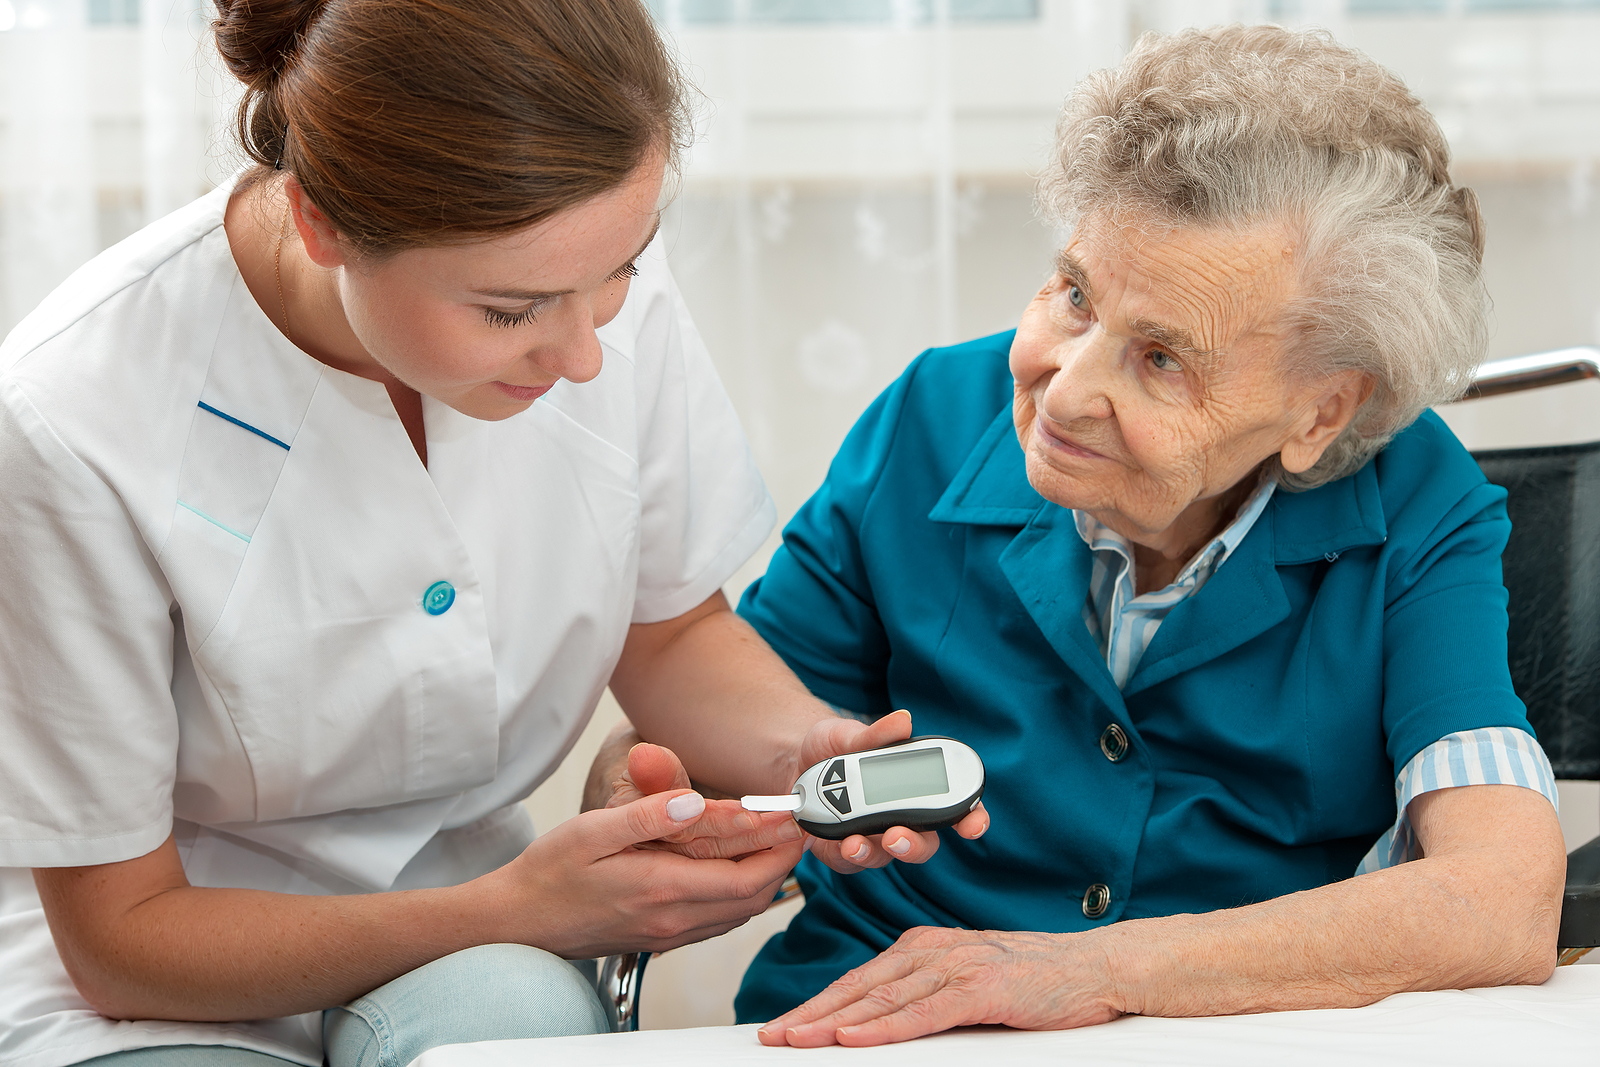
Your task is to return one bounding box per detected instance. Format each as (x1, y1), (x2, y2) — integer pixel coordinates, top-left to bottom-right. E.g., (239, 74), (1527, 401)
(0, 182), (774, 1066)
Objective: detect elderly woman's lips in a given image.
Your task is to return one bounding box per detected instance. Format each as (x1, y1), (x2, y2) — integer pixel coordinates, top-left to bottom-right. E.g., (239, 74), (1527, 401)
(494, 381), (551, 402)
(1034, 415), (1110, 461)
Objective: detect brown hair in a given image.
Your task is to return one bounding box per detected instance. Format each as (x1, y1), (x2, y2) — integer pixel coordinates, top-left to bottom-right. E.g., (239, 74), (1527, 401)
(213, 0), (689, 257)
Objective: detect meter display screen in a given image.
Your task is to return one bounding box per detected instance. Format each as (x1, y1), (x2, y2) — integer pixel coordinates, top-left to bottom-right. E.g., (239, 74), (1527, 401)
(860, 748), (949, 805)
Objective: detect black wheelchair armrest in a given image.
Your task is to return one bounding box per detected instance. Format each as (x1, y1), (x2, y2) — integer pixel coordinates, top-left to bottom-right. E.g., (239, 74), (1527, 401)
(1560, 834), (1600, 958)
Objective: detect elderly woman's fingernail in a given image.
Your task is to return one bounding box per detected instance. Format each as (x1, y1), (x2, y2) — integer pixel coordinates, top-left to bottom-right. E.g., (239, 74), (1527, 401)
(666, 792), (705, 822)
(887, 837), (912, 856)
(849, 841), (871, 862)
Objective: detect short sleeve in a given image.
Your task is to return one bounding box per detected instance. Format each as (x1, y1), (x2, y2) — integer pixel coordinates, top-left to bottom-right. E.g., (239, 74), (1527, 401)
(627, 246), (774, 623)
(0, 380), (178, 867)
(1379, 432), (1533, 772)
(736, 363), (916, 718)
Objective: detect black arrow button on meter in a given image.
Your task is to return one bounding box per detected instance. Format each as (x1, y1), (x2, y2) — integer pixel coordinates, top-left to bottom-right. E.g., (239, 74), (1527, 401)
(823, 786), (852, 813)
(822, 760), (846, 786)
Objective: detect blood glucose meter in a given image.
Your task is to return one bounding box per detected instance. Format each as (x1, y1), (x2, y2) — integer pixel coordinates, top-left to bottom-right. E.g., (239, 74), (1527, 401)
(741, 736), (985, 840)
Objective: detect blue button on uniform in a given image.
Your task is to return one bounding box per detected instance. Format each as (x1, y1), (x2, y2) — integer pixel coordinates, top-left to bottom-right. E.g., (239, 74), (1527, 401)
(422, 580), (456, 616)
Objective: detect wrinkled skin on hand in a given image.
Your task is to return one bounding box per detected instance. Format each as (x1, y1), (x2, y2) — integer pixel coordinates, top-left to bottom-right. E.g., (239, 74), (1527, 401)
(758, 926), (1119, 1047)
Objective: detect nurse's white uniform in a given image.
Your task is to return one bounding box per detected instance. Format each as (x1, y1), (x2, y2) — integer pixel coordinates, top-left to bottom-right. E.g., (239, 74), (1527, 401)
(0, 182), (774, 1067)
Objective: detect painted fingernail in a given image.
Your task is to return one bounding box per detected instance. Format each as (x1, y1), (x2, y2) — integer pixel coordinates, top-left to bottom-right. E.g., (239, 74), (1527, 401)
(849, 842), (870, 861)
(666, 792), (705, 822)
(887, 837), (912, 856)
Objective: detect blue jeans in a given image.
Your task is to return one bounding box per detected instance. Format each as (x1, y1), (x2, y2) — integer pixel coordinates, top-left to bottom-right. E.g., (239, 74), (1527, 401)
(77, 944), (609, 1067)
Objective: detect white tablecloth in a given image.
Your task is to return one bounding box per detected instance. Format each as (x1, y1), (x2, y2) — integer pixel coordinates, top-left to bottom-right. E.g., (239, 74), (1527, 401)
(413, 966), (1600, 1067)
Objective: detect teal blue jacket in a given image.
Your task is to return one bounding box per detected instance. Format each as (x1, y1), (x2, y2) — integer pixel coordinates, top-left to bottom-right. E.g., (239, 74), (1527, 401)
(734, 330), (1533, 1022)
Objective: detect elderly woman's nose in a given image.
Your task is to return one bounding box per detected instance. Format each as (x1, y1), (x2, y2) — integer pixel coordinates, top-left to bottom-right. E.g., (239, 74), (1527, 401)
(1041, 335), (1118, 421)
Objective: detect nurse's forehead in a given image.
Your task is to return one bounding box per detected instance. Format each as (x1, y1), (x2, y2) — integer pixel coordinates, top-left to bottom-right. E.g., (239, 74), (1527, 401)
(404, 213), (660, 300)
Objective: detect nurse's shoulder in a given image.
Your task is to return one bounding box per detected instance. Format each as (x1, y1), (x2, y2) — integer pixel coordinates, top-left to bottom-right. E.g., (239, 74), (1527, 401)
(0, 187), (238, 509)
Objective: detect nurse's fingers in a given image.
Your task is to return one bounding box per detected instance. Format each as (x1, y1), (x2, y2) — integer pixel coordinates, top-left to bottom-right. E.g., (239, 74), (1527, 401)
(584, 788), (709, 856)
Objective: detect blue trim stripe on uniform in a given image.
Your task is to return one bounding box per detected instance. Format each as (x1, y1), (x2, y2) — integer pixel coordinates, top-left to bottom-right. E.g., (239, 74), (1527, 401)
(177, 500), (252, 543)
(197, 401), (291, 451)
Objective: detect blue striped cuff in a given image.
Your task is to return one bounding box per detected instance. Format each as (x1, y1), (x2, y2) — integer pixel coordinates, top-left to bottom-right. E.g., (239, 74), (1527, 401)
(1354, 727), (1558, 876)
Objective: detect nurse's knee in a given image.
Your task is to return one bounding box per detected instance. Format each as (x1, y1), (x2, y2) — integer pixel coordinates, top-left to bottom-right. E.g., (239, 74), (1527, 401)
(324, 944), (608, 1067)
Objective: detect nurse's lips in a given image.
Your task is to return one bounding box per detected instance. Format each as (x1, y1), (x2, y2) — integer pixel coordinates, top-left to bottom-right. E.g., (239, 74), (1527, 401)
(494, 381), (552, 402)
(1033, 414), (1111, 461)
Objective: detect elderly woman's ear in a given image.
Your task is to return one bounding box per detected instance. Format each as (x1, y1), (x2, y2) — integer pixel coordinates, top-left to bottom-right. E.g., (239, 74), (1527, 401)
(1279, 371), (1376, 476)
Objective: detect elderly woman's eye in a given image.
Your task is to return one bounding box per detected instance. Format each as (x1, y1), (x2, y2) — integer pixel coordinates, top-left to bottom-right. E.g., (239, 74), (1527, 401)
(1067, 285), (1086, 308)
(1149, 349), (1181, 372)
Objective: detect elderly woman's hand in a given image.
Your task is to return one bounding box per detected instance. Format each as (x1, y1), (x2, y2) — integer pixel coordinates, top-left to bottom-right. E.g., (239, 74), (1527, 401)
(793, 710), (990, 873)
(757, 926), (1119, 1047)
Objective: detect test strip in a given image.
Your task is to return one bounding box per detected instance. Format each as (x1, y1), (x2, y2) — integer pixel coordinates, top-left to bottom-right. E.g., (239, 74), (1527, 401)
(741, 794), (803, 812)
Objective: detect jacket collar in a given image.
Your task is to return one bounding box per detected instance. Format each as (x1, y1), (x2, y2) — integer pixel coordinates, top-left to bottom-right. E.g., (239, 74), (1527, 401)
(926, 407), (1389, 697)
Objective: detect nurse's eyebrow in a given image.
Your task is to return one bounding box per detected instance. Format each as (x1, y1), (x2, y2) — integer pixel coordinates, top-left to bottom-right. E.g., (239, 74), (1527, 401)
(471, 216), (661, 302)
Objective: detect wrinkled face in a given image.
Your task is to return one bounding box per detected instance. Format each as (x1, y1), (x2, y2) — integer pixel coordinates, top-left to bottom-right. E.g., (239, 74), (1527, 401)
(333, 152), (665, 421)
(1011, 213), (1320, 550)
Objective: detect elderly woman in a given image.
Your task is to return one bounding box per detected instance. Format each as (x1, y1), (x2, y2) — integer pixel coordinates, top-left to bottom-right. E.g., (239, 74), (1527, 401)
(722, 25), (1565, 1045)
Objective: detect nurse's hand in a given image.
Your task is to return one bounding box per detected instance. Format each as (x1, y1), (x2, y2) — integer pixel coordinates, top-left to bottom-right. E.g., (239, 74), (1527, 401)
(794, 710), (990, 875)
(489, 787), (804, 960)
(603, 740), (809, 860)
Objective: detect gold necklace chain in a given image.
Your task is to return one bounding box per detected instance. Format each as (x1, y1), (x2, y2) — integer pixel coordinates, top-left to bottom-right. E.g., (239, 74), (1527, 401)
(273, 199), (292, 340)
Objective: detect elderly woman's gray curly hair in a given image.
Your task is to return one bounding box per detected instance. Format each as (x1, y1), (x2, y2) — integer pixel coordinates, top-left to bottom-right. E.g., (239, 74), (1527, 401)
(1039, 25), (1488, 490)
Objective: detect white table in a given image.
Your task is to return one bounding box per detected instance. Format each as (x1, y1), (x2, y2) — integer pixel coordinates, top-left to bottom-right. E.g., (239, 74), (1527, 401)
(415, 965), (1600, 1066)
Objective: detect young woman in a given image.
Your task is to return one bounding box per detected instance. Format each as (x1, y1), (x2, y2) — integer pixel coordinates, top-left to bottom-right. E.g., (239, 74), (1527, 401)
(0, 2), (985, 1065)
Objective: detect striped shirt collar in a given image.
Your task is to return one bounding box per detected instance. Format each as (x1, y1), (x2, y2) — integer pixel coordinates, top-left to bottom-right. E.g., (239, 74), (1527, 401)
(1073, 476), (1276, 687)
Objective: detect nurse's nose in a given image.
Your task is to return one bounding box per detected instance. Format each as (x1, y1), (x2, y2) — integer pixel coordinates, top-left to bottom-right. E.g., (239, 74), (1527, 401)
(1040, 328), (1118, 425)
(532, 305), (605, 385)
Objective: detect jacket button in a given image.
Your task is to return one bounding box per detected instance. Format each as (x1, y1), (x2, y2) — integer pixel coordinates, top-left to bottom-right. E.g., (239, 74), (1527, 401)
(1099, 723), (1130, 762)
(422, 580), (456, 616)
(1082, 883), (1111, 919)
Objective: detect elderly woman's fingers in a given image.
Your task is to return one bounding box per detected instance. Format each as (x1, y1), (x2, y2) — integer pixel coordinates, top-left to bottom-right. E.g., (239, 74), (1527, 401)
(807, 835), (893, 873)
(954, 802), (990, 839)
(879, 827), (941, 862)
(832, 986), (983, 1047)
(757, 941), (926, 1045)
(805, 824), (944, 872)
(638, 800), (802, 857)
(775, 972), (954, 1048)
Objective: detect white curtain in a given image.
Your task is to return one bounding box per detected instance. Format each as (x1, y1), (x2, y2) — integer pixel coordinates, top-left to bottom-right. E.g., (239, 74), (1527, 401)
(6, 0), (1600, 581)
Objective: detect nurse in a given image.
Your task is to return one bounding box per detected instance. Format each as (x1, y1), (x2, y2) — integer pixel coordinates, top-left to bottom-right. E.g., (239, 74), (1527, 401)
(0, 2), (985, 1066)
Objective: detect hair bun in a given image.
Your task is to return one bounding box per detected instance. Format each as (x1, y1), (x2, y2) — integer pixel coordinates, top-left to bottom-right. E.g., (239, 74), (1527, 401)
(213, 0), (329, 90)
